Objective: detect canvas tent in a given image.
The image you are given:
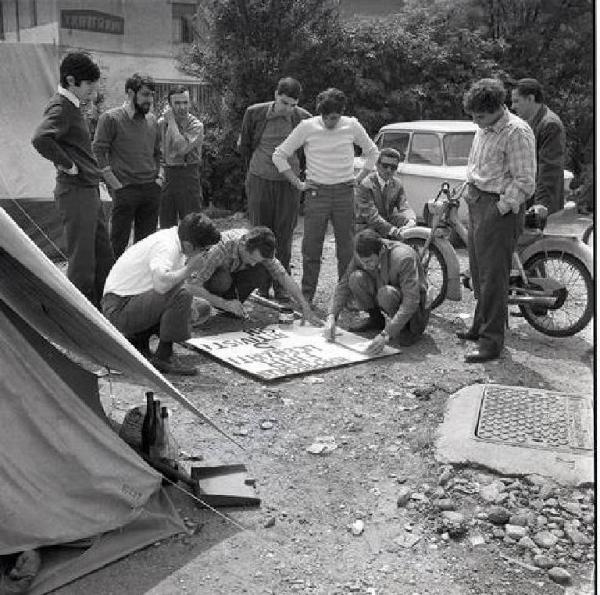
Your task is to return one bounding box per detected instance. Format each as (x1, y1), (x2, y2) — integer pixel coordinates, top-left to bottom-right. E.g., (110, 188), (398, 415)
(0, 43), (110, 259)
(0, 207), (232, 594)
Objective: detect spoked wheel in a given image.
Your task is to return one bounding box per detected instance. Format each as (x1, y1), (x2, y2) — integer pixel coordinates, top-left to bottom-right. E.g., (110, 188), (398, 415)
(520, 251), (593, 336)
(404, 238), (448, 309)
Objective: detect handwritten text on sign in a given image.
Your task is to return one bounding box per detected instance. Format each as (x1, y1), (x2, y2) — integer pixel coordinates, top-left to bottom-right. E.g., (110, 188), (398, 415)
(186, 323), (400, 381)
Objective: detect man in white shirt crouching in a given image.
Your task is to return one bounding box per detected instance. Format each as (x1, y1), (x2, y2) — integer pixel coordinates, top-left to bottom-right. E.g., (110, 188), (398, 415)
(102, 213), (221, 375)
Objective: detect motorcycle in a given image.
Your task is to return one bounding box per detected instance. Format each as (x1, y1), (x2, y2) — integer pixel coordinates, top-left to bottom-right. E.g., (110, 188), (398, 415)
(400, 182), (594, 337)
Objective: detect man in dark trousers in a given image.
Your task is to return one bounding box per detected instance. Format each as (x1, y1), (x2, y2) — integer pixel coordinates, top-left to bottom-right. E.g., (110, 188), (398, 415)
(102, 213), (221, 376)
(323, 229), (430, 354)
(158, 85), (204, 228)
(511, 78), (566, 214)
(239, 77), (311, 301)
(93, 73), (162, 258)
(461, 78), (536, 363)
(32, 52), (113, 308)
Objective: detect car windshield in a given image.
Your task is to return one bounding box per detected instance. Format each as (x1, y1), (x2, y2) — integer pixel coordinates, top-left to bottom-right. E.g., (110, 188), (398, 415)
(443, 133), (474, 166)
(379, 132), (410, 161)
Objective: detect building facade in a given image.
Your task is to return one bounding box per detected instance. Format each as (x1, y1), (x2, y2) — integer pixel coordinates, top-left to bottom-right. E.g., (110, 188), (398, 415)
(0, 0), (210, 110)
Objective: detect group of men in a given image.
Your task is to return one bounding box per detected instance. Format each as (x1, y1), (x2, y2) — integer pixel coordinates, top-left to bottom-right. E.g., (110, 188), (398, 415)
(32, 52), (204, 309)
(31, 50), (565, 375)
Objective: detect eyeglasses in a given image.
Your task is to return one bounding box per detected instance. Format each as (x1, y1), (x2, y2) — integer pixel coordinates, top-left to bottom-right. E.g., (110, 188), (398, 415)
(379, 162), (398, 171)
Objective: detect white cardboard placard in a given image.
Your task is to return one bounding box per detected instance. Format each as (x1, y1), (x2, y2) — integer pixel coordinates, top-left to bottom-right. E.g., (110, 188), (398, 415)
(186, 322), (400, 381)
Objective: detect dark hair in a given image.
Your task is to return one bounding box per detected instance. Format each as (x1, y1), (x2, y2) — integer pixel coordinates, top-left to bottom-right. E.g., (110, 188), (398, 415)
(125, 73), (155, 94)
(244, 226), (276, 258)
(463, 78), (506, 114)
(276, 77), (302, 100)
(378, 148), (401, 163)
(59, 52), (100, 88)
(316, 88), (347, 116)
(515, 78), (544, 103)
(355, 229), (383, 257)
(178, 213), (221, 249)
(168, 85), (189, 102)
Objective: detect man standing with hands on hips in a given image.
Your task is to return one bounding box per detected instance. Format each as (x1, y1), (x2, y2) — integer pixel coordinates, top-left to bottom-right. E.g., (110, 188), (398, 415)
(460, 78), (536, 363)
(158, 85), (204, 228)
(93, 73), (162, 258)
(272, 87), (379, 306)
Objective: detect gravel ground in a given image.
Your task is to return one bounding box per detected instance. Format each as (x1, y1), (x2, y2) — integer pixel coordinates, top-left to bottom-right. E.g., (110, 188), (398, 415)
(56, 214), (594, 595)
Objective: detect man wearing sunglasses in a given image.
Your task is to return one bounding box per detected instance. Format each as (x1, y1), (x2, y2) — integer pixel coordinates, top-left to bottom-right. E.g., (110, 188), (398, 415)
(354, 148), (416, 239)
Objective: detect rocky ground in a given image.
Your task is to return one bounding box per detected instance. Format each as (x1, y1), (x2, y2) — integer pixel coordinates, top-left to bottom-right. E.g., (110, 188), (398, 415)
(57, 214), (595, 595)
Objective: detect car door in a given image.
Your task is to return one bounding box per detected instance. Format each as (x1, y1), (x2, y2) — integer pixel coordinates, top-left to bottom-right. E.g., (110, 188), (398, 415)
(400, 132), (444, 221)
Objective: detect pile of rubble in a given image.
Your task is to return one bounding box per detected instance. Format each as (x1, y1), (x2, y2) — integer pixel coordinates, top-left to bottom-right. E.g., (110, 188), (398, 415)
(395, 467), (594, 587)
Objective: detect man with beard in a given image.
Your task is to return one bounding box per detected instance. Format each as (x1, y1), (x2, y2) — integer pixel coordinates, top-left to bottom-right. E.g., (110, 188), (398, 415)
(93, 73), (162, 258)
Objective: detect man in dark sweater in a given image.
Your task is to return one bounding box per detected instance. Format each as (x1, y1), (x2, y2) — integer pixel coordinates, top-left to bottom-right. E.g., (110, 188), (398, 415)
(239, 77), (311, 301)
(93, 73), (162, 258)
(32, 52), (113, 308)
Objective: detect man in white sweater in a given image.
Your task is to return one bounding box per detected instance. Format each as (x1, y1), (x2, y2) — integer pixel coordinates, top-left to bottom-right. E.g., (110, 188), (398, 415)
(272, 88), (378, 304)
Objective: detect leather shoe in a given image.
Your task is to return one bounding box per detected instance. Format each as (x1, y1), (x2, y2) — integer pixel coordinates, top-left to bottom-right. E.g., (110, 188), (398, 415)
(456, 330), (479, 341)
(464, 348), (500, 363)
(151, 355), (198, 376)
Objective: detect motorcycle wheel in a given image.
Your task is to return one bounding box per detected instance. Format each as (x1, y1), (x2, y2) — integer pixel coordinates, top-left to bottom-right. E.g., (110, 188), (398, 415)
(520, 251), (593, 337)
(404, 238), (448, 310)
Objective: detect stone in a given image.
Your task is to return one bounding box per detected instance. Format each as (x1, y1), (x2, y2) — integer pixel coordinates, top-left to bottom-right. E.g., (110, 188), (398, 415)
(433, 498), (456, 511)
(533, 554), (555, 569)
(559, 501), (581, 516)
(438, 469), (452, 486)
(550, 529), (565, 538)
(487, 506), (510, 525)
(264, 517), (276, 528)
(260, 420), (274, 430)
(480, 481), (505, 503)
(509, 511), (532, 527)
(533, 531), (558, 549)
(538, 484), (555, 500)
(492, 528), (505, 539)
(505, 525), (528, 540)
(470, 534), (486, 547)
(439, 511), (468, 537)
(536, 515), (548, 528)
(396, 487), (411, 507)
(350, 520), (364, 536)
(517, 536), (537, 550)
(564, 523), (592, 545)
(548, 567), (572, 586)
(431, 486), (446, 499)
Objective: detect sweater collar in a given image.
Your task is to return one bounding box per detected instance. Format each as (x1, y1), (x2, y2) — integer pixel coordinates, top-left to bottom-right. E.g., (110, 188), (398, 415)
(58, 85), (80, 108)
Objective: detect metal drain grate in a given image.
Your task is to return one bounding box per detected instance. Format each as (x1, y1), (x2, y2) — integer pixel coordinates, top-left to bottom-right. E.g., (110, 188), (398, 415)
(476, 385), (593, 452)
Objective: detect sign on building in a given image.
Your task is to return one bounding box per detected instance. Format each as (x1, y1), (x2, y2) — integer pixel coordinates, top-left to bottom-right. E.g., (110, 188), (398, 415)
(61, 10), (124, 35)
(186, 323), (400, 381)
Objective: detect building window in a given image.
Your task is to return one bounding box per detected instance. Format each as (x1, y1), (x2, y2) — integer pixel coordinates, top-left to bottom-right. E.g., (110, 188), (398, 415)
(172, 2), (196, 44)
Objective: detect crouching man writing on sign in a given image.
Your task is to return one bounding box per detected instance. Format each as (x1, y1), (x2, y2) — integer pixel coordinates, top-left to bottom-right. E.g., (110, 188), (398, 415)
(102, 213), (221, 376)
(188, 226), (322, 326)
(323, 229), (430, 355)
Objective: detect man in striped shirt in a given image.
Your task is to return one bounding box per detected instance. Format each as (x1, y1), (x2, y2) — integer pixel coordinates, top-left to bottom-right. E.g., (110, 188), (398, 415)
(272, 88), (379, 305)
(460, 78), (536, 363)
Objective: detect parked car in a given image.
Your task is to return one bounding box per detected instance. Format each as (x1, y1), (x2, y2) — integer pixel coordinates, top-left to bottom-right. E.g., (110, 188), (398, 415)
(354, 120), (574, 224)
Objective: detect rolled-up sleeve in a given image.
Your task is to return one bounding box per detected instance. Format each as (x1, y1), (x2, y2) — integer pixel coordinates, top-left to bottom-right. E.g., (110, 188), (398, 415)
(272, 122), (308, 173)
(503, 126), (536, 207)
(352, 120), (379, 170)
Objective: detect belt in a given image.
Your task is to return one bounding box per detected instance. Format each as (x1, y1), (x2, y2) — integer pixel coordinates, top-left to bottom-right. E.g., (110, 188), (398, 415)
(165, 163), (200, 169)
